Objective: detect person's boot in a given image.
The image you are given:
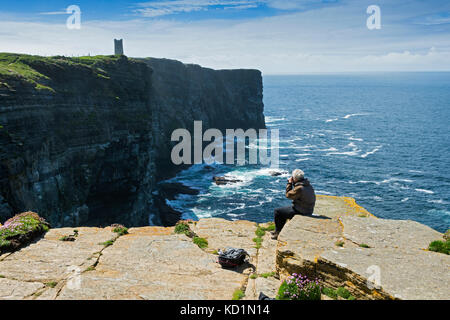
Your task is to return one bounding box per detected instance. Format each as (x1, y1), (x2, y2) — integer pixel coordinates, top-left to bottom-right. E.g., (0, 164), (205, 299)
(270, 231), (279, 240)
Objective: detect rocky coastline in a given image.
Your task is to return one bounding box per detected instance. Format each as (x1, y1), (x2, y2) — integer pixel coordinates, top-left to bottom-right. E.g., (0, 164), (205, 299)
(0, 195), (448, 300)
(0, 53), (265, 227)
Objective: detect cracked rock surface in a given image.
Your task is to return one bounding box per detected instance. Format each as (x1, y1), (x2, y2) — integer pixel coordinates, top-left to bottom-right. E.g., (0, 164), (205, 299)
(0, 195), (448, 300)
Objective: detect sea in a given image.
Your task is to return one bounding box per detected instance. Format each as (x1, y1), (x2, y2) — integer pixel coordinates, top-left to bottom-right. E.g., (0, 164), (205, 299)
(162, 72), (450, 233)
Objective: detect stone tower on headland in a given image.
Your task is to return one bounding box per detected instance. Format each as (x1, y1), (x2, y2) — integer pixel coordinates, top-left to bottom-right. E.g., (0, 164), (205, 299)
(114, 39), (124, 55)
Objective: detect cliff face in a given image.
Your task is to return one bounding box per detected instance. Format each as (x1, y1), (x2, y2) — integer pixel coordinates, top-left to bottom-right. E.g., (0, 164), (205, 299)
(0, 54), (265, 227)
(140, 58), (265, 181)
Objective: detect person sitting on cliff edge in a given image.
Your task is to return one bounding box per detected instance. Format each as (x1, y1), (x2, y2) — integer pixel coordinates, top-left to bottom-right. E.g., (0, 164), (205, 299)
(271, 169), (316, 240)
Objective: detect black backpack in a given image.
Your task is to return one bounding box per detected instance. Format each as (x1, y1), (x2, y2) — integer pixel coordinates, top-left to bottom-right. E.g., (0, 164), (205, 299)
(218, 248), (249, 268)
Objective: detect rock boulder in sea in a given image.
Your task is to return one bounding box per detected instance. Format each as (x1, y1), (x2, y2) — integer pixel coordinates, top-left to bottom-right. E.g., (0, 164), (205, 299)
(213, 176), (243, 185)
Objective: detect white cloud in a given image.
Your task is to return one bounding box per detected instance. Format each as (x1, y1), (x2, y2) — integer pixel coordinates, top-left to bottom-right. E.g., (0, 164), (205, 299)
(1, 2), (450, 73)
(134, 0), (263, 17)
(39, 11), (68, 15)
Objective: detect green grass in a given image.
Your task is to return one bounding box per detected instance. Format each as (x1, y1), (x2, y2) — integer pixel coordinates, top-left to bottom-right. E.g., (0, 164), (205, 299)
(0, 275), (5, 278)
(250, 271), (276, 280)
(336, 287), (351, 299)
(335, 241), (344, 247)
(255, 226), (266, 237)
(59, 229), (79, 241)
(260, 272), (276, 278)
(174, 222), (190, 234)
(232, 289), (245, 300)
(322, 287), (355, 300)
(113, 226), (128, 236)
(0, 53), (125, 93)
(359, 243), (370, 248)
(428, 240), (450, 255)
(193, 236), (208, 249)
(322, 287), (338, 299)
(252, 222), (275, 249)
(253, 237), (263, 249)
(45, 281), (58, 288)
(100, 239), (115, 247)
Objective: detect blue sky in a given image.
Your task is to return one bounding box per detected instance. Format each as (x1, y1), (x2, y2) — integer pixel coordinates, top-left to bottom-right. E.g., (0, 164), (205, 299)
(1, 0), (450, 73)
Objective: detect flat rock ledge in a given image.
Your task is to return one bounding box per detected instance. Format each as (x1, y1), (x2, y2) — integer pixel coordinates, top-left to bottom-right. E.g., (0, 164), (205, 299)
(0, 195), (448, 300)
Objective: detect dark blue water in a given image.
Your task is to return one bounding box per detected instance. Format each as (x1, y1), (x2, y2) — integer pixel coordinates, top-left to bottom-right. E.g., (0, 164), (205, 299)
(164, 73), (450, 232)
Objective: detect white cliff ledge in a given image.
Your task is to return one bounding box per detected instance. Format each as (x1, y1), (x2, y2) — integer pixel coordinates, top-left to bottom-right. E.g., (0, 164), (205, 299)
(0, 195), (448, 300)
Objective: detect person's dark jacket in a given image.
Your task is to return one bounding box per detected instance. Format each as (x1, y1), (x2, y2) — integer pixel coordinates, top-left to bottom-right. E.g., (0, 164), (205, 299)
(285, 178), (316, 215)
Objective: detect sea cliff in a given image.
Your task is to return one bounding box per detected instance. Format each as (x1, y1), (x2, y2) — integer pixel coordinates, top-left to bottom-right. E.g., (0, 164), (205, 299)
(0, 53), (264, 227)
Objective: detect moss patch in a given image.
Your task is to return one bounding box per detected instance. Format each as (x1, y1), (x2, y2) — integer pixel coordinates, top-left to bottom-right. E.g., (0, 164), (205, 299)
(252, 222), (275, 249)
(428, 239), (449, 255)
(193, 236), (208, 249)
(335, 240), (344, 247)
(322, 287), (355, 300)
(45, 281), (58, 288)
(232, 289), (245, 300)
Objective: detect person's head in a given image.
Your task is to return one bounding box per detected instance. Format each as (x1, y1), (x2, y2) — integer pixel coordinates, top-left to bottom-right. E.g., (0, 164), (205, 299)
(292, 169), (305, 182)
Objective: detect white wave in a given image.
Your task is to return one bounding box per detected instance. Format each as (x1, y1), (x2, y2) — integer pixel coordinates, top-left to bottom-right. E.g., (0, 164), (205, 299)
(428, 199), (448, 204)
(316, 190), (334, 195)
(349, 136), (363, 141)
(409, 170), (423, 174)
(216, 167), (289, 189)
(317, 147), (338, 152)
(427, 209), (450, 217)
(227, 213), (246, 218)
(343, 113), (367, 119)
(348, 180), (381, 185)
(288, 144), (316, 150)
(191, 207), (215, 219)
(295, 158), (311, 162)
(361, 146), (382, 158)
(295, 153), (312, 156)
(401, 198), (409, 202)
(381, 178), (413, 184)
(325, 113), (369, 123)
(415, 188), (434, 194)
(326, 150), (360, 156)
(265, 116), (286, 124)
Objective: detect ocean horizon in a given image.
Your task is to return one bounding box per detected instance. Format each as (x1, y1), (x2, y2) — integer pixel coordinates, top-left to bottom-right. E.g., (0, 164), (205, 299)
(166, 72), (450, 233)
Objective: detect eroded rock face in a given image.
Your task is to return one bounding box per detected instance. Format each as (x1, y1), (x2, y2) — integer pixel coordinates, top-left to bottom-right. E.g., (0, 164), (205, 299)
(0, 54), (265, 227)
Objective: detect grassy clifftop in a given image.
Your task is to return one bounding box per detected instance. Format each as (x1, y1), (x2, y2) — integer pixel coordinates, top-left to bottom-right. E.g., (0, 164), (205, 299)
(0, 53), (132, 94)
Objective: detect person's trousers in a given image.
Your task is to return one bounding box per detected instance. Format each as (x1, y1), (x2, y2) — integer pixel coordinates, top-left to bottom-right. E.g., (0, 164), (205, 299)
(274, 206), (309, 232)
